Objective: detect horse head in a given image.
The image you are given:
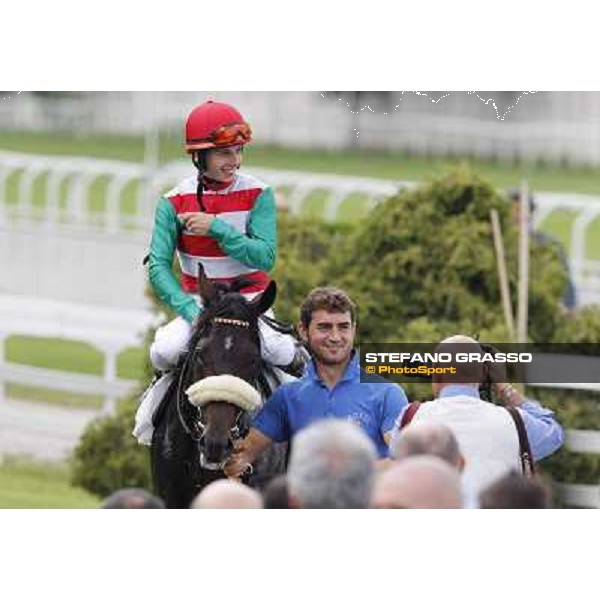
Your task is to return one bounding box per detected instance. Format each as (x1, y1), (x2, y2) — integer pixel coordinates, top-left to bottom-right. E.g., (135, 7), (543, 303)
(181, 265), (276, 469)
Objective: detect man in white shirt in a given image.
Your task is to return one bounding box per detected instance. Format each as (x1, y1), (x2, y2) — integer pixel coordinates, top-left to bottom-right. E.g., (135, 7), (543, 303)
(392, 335), (564, 496)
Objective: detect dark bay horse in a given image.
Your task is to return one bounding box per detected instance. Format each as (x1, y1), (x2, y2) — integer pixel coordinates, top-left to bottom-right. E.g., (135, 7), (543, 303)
(150, 270), (287, 508)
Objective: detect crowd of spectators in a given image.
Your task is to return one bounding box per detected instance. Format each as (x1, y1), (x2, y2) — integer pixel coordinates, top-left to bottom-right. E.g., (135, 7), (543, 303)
(103, 418), (555, 509)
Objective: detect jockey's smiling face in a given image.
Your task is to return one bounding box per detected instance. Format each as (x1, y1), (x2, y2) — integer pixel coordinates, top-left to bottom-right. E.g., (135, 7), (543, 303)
(300, 309), (356, 366)
(204, 145), (243, 183)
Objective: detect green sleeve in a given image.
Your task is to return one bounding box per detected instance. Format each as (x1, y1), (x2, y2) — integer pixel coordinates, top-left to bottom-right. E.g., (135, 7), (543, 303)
(148, 197), (201, 323)
(208, 186), (277, 271)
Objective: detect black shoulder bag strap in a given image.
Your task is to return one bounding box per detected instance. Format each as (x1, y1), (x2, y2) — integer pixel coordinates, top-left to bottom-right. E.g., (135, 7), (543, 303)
(505, 406), (536, 477)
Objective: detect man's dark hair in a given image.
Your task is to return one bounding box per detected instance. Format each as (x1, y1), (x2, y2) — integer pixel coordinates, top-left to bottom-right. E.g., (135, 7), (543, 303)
(300, 287), (357, 328)
(508, 188), (536, 214)
(479, 471), (552, 509)
(101, 488), (165, 509)
(262, 476), (290, 509)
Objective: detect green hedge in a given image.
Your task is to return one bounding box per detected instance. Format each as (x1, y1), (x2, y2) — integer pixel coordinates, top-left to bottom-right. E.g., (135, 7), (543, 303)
(71, 398), (151, 498)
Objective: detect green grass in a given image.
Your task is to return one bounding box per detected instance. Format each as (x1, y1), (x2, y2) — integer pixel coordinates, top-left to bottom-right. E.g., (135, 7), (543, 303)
(117, 347), (148, 380)
(3, 336), (147, 408)
(587, 217), (600, 260)
(0, 457), (100, 509)
(5, 335), (146, 379)
(537, 210), (576, 252)
(5, 383), (104, 410)
(6, 336), (105, 375)
(0, 130), (152, 163)
(3, 129), (600, 194)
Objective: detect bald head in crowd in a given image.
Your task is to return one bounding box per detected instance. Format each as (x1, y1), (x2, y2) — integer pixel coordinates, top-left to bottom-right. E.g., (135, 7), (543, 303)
(479, 471), (553, 509)
(191, 480), (263, 509)
(432, 334), (485, 394)
(371, 456), (463, 509)
(391, 422), (465, 471)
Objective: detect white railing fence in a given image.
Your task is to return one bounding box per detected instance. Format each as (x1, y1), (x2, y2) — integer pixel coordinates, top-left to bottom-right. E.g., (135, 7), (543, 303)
(1, 150), (599, 307)
(528, 382), (600, 508)
(0, 296), (155, 414)
(559, 435), (600, 507)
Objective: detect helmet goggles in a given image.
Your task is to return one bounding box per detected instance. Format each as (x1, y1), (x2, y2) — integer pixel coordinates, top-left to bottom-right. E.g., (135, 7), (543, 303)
(187, 122), (252, 151)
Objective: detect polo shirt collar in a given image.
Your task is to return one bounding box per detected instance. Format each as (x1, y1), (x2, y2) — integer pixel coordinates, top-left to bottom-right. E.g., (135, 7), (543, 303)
(306, 350), (359, 385)
(439, 385), (480, 399)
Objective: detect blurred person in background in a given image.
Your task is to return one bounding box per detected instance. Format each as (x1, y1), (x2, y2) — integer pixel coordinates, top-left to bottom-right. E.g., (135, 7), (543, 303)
(391, 421), (479, 507)
(390, 421), (465, 472)
(261, 475), (290, 509)
(479, 470), (553, 509)
(101, 488), (165, 509)
(190, 479), (263, 509)
(371, 456), (463, 509)
(134, 100), (305, 445)
(509, 188), (576, 312)
(223, 287), (408, 479)
(286, 420), (378, 509)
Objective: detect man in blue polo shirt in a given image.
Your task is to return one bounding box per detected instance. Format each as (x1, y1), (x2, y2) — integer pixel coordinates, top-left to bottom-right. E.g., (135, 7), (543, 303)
(224, 287), (408, 478)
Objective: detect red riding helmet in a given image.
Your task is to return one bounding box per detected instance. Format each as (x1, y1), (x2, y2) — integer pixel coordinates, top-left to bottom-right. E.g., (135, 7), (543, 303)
(185, 100), (253, 153)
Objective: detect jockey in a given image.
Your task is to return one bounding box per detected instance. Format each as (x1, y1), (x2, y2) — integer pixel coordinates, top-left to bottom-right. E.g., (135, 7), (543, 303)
(134, 100), (303, 445)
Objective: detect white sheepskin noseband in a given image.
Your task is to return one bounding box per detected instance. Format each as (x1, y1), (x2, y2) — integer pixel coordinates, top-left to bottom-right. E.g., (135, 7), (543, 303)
(185, 375), (262, 412)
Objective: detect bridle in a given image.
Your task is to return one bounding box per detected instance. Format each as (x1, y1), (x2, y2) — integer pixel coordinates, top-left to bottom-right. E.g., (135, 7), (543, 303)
(175, 311), (259, 471)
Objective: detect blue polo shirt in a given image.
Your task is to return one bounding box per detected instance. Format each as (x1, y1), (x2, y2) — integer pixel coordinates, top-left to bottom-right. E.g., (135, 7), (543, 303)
(253, 353), (408, 458)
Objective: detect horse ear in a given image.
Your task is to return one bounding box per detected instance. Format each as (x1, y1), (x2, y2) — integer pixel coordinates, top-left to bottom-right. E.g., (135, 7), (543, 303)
(249, 280), (277, 316)
(197, 264), (216, 306)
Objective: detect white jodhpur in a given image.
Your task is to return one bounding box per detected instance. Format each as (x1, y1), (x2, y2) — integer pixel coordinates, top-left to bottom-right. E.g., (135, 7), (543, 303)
(149, 308), (296, 372)
(133, 372), (174, 446)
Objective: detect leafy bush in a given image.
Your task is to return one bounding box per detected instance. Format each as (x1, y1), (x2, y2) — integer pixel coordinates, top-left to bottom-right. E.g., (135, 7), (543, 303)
(327, 166), (568, 343)
(71, 398), (151, 498)
(271, 214), (351, 323)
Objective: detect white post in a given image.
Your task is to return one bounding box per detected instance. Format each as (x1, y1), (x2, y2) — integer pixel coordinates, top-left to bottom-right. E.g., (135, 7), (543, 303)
(490, 209), (515, 340)
(517, 180), (530, 343)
